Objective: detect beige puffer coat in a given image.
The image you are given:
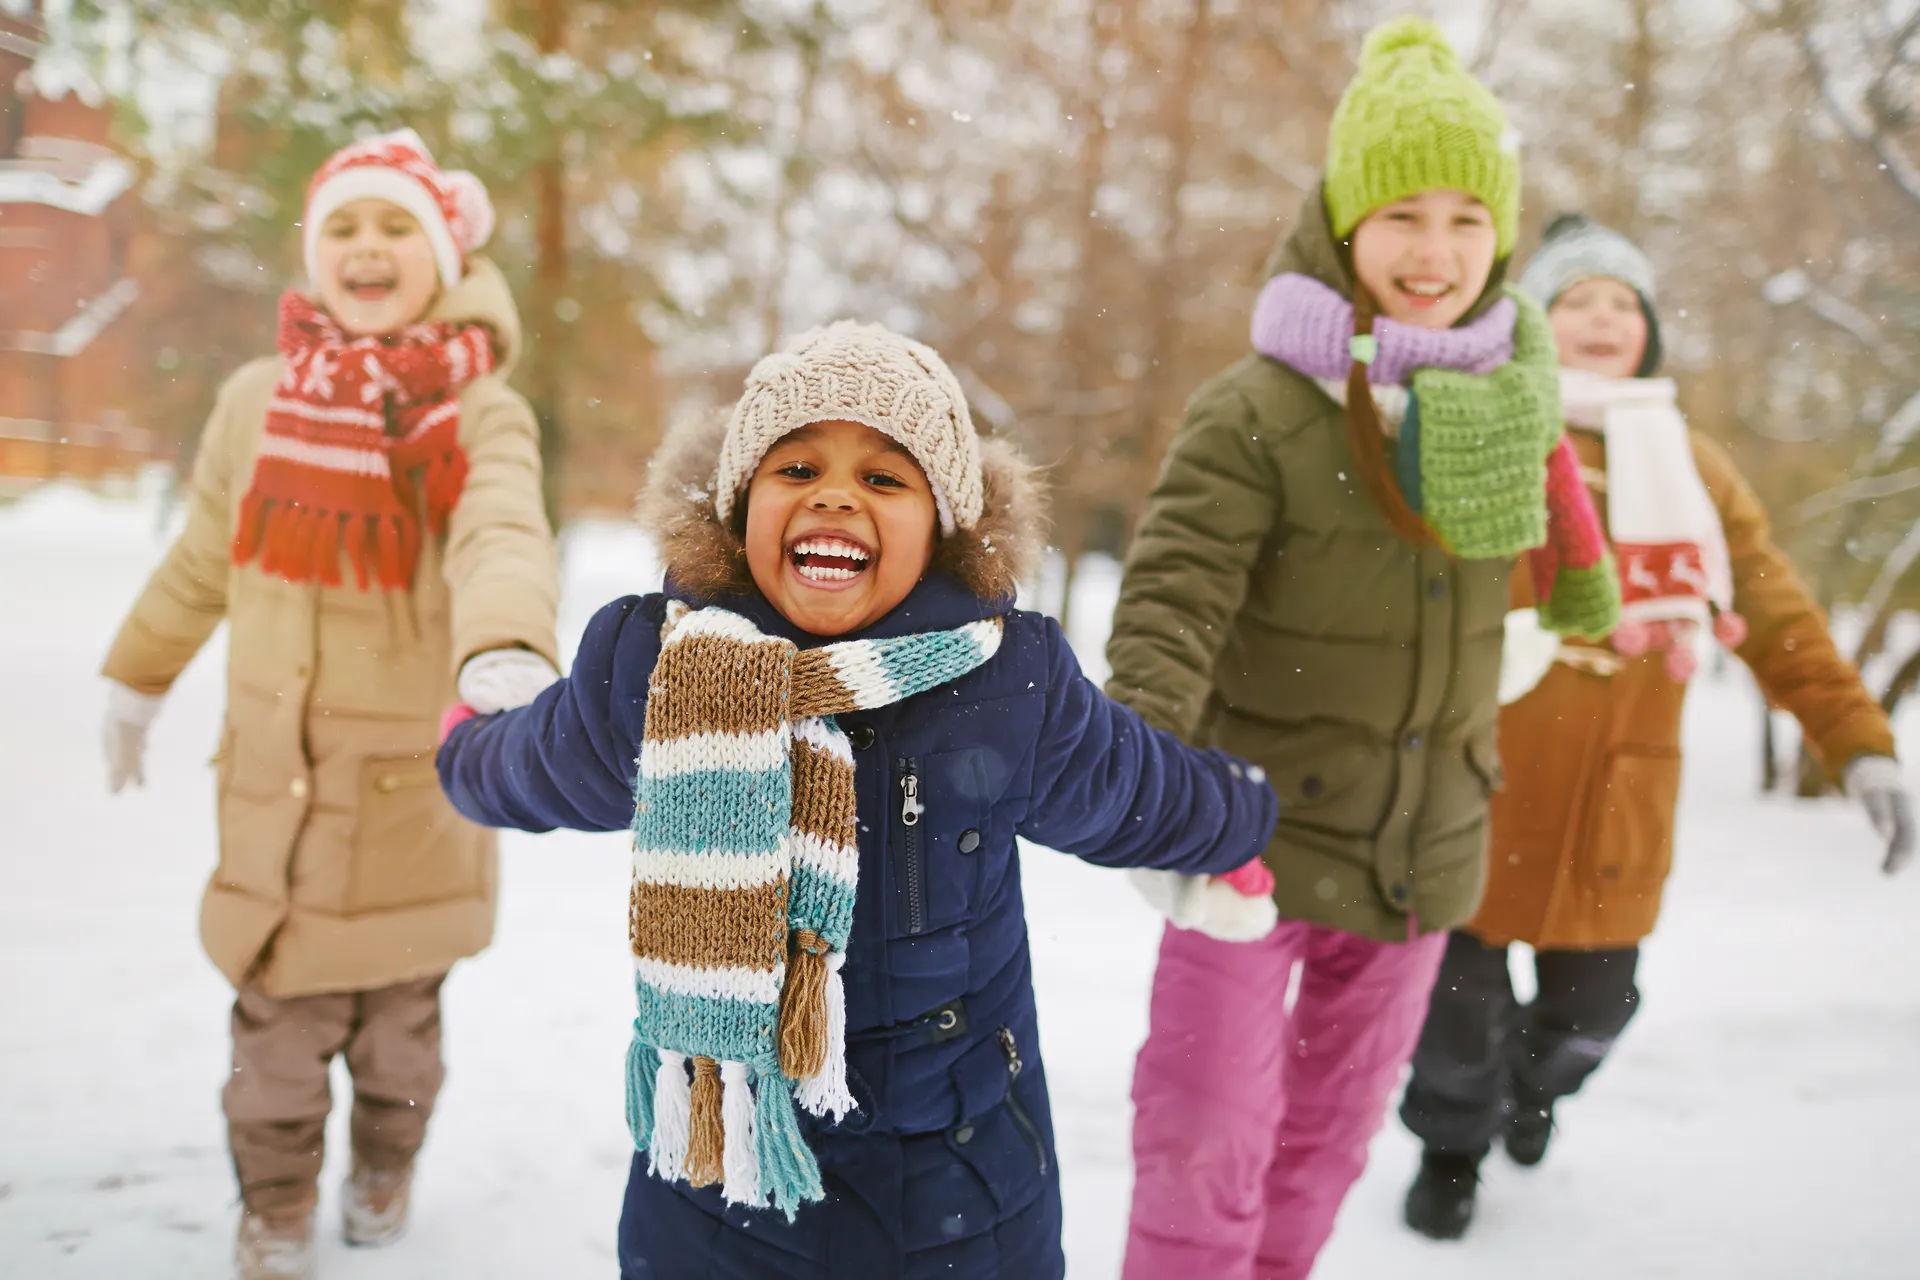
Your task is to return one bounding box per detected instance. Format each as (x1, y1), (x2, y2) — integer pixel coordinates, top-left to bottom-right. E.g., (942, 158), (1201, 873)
(103, 258), (559, 997)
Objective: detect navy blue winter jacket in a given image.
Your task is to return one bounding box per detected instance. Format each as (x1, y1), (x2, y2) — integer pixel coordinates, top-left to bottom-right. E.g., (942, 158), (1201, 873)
(438, 573), (1277, 1278)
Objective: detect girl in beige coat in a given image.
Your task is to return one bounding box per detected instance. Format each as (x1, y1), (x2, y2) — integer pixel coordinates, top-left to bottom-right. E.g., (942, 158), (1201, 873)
(100, 131), (559, 1280)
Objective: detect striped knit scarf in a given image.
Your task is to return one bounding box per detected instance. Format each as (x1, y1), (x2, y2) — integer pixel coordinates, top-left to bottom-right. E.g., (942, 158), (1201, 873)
(229, 292), (494, 590)
(626, 603), (1005, 1218)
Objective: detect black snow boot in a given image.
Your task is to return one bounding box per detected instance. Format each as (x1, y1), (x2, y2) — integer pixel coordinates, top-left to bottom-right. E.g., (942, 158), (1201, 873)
(1505, 1099), (1555, 1167)
(1403, 1150), (1481, 1241)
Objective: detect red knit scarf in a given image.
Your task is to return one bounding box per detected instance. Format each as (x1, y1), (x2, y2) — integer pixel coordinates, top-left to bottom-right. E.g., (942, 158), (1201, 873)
(231, 292), (495, 590)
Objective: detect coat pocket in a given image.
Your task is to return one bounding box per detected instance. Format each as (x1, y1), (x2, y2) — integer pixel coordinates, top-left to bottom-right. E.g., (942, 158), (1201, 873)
(346, 752), (485, 914)
(893, 749), (992, 938)
(1582, 746), (1683, 892)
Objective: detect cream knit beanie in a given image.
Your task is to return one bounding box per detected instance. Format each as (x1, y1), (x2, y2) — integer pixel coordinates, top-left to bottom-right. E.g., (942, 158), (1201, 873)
(713, 321), (983, 536)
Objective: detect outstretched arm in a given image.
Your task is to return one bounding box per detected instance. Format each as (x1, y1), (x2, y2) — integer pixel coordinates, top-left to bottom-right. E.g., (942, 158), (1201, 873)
(1018, 619), (1277, 874)
(438, 595), (660, 833)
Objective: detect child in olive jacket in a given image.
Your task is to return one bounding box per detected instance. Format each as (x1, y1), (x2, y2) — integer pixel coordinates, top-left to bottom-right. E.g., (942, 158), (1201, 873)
(1108, 20), (1617, 1279)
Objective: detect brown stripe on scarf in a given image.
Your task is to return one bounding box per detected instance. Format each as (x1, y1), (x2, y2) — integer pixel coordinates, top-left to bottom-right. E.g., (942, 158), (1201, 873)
(789, 651), (860, 720)
(643, 632), (794, 742)
(630, 880), (791, 970)
(790, 744), (859, 848)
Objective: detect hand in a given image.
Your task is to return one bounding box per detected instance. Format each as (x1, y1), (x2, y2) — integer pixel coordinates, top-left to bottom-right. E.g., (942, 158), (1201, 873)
(1845, 756), (1915, 874)
(103, 682), (164, 793)
(457, 648), (558, 714)
(439, 703), (478, 744)
(1129, 868), (1278, 943)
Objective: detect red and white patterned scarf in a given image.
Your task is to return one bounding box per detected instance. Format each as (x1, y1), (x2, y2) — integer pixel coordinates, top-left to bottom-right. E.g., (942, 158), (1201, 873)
(231, 291), (495, 590)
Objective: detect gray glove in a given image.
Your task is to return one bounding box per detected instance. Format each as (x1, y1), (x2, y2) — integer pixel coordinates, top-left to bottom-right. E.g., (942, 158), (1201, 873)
(1844, 756), (1915, 875)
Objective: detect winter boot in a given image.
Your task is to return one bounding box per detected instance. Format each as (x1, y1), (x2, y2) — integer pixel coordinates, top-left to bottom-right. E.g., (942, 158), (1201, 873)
(235, 1207), (317, 1280)
(1505, 1099), (1555, 1167)
(1403, 1150), (1481, 1241)
(342, 1160), (413, 1248)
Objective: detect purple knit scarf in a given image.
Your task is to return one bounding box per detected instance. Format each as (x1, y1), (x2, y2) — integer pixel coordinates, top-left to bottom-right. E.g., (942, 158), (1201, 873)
(1250, 272), (1516, 383)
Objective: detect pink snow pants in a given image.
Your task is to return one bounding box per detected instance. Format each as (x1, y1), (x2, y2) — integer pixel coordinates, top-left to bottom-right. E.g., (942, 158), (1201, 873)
(1122, 919), (1447, 1280)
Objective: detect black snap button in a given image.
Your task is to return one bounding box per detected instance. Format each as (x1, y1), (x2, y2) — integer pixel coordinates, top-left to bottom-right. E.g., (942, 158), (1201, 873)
(957, 828), (981, 854)
(1428, 577), (1445, 599)
(1301, 775), (1324, 798)
(1405, 733), (1423, 752)
(1390, 882), (1410, 904)
(953, 1124), (975, 1145)
(847, 723), (876, 751)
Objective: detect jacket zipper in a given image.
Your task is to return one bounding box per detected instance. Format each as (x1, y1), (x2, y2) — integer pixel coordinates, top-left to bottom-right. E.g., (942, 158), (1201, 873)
(998, 1026), (1049, 1175)
(900, 758), (927, 936)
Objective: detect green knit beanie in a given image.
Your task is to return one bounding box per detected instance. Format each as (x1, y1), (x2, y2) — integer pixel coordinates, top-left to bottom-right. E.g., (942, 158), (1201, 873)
(1325, 16), (1520, 255)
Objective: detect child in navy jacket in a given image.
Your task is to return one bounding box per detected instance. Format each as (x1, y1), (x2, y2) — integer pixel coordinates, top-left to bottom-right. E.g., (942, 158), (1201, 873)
(437, 321), (1277, 1279)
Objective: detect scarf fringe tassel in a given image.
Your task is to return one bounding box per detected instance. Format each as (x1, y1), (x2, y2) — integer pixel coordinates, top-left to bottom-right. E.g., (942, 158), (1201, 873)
(233, 492), (420, 592)
(647, 1049), (692, 1183)
(624, 1044), (826, 1220)
(792, 951), (854, 1122)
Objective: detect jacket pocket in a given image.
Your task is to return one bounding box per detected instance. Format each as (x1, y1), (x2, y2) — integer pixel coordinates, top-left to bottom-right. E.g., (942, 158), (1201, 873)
(894, 749), (992, 938)
(943, 1028), (1051, 1218)
(346, 752), (484, 914)
(1582, 746), (1683, 892)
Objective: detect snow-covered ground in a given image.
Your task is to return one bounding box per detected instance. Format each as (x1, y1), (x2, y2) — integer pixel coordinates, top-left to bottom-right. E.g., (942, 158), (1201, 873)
(2, 481), (1917, 1279)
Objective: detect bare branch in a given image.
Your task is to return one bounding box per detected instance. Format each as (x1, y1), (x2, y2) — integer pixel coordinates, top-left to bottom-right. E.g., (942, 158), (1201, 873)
(1787, 12), (1920, 208)
(1794, 466), (1920, 522)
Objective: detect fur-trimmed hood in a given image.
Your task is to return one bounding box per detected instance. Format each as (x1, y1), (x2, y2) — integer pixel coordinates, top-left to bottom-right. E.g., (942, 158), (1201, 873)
(636, 408), (1048, 607)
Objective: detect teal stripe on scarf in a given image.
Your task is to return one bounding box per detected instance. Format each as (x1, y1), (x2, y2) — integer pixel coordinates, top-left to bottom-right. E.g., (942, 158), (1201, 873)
(635, 768), (790, 855)
(786, 863), (856, 946)
(633, 983), (777, 1069)
(871, 627), (995, 696)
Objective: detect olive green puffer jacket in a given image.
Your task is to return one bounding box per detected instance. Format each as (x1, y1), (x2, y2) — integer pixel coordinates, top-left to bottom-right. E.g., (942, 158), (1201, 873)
(1106, 188), (1515, 942)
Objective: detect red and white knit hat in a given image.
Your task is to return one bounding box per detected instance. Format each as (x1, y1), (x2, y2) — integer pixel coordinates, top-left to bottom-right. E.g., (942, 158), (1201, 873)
(301, 128), (495, 292)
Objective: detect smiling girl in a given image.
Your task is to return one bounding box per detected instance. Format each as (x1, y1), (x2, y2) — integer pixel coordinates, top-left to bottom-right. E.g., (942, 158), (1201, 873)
(1397, 212), (1912, 1241)
(1108, 19), (1616, 1278)
(100, 130), (558, 1280)
(432, 321), (1277, 1278)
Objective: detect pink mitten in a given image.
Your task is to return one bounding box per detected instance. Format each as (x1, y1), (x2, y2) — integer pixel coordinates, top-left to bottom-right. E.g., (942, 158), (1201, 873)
(439, 702), (477, 744)
(1713, 610), (1748, 649)
(1611, 619), (1652, 656)
(1219, 857), (1275, 897)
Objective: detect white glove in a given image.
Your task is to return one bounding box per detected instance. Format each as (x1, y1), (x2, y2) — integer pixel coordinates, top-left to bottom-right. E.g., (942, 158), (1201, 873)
(457, 648), (559, 714)
(1499, 608), (1561, 706)
(1844, 755), (1915, 875)
(103, 682), (165, 793)
(1128, 869), (1279, 943)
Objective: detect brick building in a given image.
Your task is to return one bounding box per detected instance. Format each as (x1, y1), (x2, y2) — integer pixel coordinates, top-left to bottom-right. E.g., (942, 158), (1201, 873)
(0, 1), (152, 489)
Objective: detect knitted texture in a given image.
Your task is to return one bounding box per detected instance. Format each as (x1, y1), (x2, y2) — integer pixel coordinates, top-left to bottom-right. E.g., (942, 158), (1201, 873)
(1518, 212), (1663, 375)
(1252, 273), (1515, 385)
(1325, 17), (1520, 253)
(302, 128), (495, 291)
(1526, 434), (1618, 639)
(1254, 284), (1618, 637)
(230, 291), (493, 590)
(714, 321), (983, 536)
(626, 602), (1004, 1217)
(1406, 290), (1564, 558)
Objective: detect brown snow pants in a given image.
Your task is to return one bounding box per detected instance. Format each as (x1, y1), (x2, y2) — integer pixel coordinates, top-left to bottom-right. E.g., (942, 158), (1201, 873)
(223, 974), (448, 1213)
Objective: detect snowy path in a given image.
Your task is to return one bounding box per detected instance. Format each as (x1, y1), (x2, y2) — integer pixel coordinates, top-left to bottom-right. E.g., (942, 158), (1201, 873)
(2, 485), (1916, 1278)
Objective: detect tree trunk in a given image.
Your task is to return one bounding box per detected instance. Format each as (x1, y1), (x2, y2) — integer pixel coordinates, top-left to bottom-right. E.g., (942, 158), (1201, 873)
(1124, 0), (1212, 526)
(1052, 0), (1117, 635)
(527, 0), (570, 529)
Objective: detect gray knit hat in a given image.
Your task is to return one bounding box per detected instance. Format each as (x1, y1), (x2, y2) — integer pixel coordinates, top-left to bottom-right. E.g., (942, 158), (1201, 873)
(1518, 213), (1663, 375)
(714, 320), (983, 536)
